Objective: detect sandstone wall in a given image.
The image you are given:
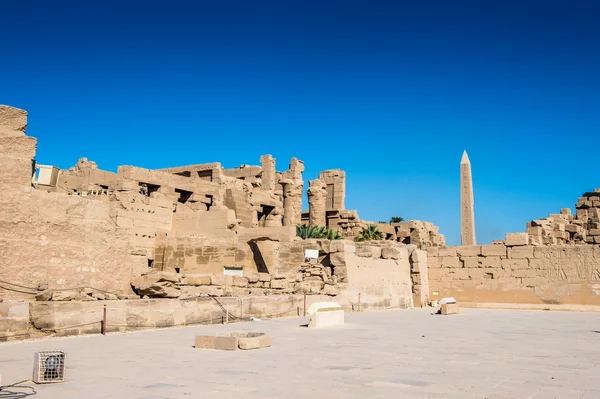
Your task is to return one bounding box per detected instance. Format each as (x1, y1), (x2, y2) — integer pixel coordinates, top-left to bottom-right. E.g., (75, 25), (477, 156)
(335, 241), (413, 309)
(0, 106), (144, 300)
(25, 295), (335, 339)
(428, 242), (600, 305)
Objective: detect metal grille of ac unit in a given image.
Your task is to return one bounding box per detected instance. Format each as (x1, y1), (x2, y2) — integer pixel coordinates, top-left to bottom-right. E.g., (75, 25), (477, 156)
(33, 351), (66, 384)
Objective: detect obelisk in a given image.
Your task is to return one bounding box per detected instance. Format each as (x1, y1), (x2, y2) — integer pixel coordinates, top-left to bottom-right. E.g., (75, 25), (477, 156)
(460, 150), (476, 245)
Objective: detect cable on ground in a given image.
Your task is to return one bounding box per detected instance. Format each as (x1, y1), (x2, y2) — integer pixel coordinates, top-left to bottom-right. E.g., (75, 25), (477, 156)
(0, 379), (37, 398)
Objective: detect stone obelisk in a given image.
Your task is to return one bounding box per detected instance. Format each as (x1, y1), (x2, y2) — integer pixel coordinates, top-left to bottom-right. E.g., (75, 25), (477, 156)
(460, 150), (476, 245)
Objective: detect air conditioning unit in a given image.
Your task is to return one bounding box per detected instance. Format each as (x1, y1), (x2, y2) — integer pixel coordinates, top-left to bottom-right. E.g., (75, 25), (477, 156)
(33, 351), (66, 384)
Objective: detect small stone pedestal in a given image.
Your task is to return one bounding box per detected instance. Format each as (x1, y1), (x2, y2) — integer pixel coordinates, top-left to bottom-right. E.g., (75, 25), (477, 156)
(441, 303), (459, 315)
(307, 302), (344, 328)
(194, 332), (272, 350)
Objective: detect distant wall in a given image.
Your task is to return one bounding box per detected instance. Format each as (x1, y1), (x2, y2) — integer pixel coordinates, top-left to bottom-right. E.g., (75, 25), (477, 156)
(427, 243), (600, 305)
(153, 237), (414, 309)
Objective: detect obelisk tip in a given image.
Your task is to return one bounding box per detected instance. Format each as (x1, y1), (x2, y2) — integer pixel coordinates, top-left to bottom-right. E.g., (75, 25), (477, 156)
(460, 150), (470, 165)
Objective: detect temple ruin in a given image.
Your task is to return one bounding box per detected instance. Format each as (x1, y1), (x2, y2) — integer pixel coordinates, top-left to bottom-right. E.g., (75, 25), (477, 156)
(2, 103), (600, 342)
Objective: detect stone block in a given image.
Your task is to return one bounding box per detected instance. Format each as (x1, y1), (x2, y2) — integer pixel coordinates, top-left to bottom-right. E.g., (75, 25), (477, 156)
(505, 233), (529, 246)
(411, 261), (425, 273)
(270, 279), (288, 289)
(185, 274), (213, 286)
(238, 337), (261, 350)
(308, 309), (344, 328)
(427, 256), (441, 268)
(481, 256), (501, 268)
(451, 268), (469, 280)
(0, 136), (37, 159)
(322, 284), (340, 296)
(381, 247), (399, 259)
(329, 252), (346, 266)
(0, 301), (29, 318)
(441, 303), (459, 315)
(258, 273), (272, 282)
(232, 276), (248, 287)
(0, 317), (29, 333)
(0, 105), (28, 134)
(462, 256), (480, 268)
(51, 290), (81, 301)
(410, 249), (427, 263)
(508, 246), (534, 259)
(456, 245), (481, 257)
(355, 245), (373, 258)
(196, 335), (238, 350)
(211, 274), (234, 286)
(438, 247), (457, 257)
(258, 334), (272, 347)
(441, 256), (460, 268)
(589, 229), (600, 236)
(328, 240), (345, 253)
(426, 247), (439, 256)
(501, 258), (529, 270)
(468, 268), (488, 279)
(481, 244), (507, 257)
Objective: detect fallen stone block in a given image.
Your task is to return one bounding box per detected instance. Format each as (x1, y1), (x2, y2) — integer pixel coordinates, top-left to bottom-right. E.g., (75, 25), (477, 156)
(307, 302), (344, 328)
(238, 337), (261, 350)
(441, 303), (459, 315)
(194, 332), (272, 350)
(308, 308), (345, 328)
(185, 274), (213, 286)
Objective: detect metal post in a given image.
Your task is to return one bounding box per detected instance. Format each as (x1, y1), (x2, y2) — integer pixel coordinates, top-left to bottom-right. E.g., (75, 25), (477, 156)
(226, 304), (229, 324)
(358, 293), (361, 312)
(303, 294), (307, 317)
(102, 305), (107, 335)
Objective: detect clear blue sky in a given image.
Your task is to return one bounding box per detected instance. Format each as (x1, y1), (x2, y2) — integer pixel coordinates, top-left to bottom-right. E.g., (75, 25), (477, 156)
(2, 1), (599, 245)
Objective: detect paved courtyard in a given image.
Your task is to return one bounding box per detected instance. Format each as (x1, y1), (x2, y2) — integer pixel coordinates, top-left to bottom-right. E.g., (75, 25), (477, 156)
(1, 308), (599, 398)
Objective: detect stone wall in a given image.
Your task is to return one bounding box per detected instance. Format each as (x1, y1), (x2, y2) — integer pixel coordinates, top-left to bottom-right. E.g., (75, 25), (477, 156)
(24, 295), (335, 339)
(0, 301), (30, 341)
(334, 241), (414, 309)
(520, 189), (600, 246)
(0, 106), (145, 301)
(427, 241), (600, 305)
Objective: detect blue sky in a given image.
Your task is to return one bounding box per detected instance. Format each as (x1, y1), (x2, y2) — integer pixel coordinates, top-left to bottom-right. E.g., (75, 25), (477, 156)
(2, 1), (599, 245)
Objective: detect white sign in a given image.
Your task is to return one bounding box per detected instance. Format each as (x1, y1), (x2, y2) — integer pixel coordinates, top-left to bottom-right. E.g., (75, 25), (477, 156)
(304, 249), (319, 259)
(223, 266), (243, 276)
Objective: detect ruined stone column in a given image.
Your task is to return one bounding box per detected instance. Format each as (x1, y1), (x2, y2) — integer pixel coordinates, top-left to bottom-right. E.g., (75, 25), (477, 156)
(260, 154), (276, 191)
(282, 183), (303, 226)
(0, 105), (36, 192)
(281, 158), (304, 226)
(308, 178), (327, 227)
(460, 150), (476, 245)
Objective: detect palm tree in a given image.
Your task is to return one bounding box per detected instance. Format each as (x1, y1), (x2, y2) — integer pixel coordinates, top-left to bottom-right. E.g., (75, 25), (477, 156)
(296, 224), (324, 239)
(390, 216), (404, 223)
(321, 227), (343, 240)
(355, 225), (384, 242)
(296, 224), (343, 240)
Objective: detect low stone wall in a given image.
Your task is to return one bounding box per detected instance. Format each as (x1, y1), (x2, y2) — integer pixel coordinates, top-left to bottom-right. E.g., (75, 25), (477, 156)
(0, 301), (30, 341)
(428, 243), (600, 305)
(22, 293), (396, 340)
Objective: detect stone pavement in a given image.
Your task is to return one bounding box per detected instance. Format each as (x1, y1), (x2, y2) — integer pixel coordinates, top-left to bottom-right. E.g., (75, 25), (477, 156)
(1, 308), (599, 398)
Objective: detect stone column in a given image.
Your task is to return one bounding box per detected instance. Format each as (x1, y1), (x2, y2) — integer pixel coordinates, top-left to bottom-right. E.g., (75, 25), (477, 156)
(308, 178), (327, 227)
(281, 158), (304, 226)
(282, 183), (303, 226)
(260, 154), (276, 191)
(0, 106), (36, 192)
(460, 150), (476, 245)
